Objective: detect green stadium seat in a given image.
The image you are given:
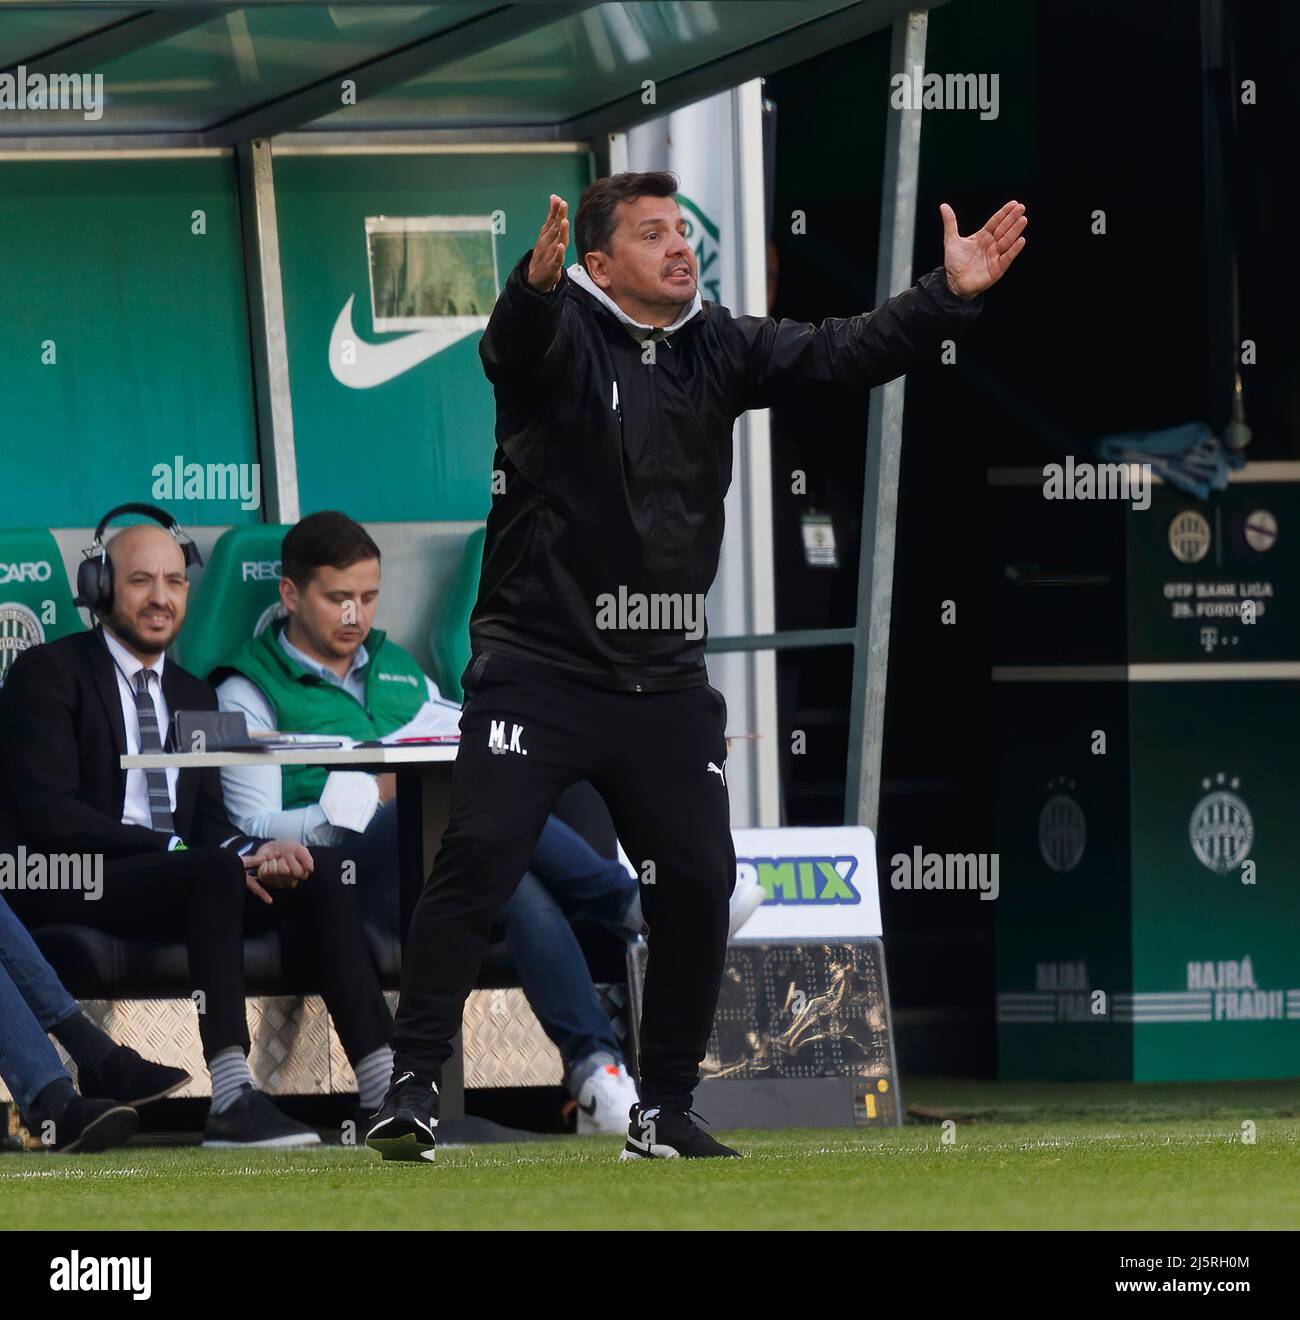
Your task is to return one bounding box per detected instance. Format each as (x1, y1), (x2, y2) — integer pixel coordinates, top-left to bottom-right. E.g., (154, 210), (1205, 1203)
(0, 528), (85, 687)
(428, 525), (485, 701)
(179, 521), (486, 695)
(173, 524), (290, 682)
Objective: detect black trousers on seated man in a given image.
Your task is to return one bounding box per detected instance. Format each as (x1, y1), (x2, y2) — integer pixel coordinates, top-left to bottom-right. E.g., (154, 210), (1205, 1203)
(0, 627), (393, 1069)
(393, 652), (735, 1107)
(7, 845), (390, 1063)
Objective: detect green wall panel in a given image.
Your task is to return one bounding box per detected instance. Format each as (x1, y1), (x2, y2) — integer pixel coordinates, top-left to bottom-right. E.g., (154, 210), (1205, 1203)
(0, 157), (259, 529)
(1129, 681), (1300, 1082)
(273, 149), (592, 523)
(993, 474), (1300, 1081)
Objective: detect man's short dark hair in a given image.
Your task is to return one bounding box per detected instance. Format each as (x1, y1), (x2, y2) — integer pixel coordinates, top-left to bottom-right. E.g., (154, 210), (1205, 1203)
(574, 170), (680, 267)
(281, 511), (381, 588)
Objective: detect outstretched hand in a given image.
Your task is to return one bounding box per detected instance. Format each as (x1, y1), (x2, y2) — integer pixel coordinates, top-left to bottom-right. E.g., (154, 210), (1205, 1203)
(527, 194), (570, 293)
(941, 200), (1027, 299)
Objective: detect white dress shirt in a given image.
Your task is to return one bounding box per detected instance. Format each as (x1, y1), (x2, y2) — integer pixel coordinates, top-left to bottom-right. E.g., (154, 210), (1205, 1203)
(101, 628), (178, 830)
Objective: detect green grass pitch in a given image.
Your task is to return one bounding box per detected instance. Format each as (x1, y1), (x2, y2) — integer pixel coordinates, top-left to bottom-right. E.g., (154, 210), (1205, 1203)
(6, 1079), (1299, 1231)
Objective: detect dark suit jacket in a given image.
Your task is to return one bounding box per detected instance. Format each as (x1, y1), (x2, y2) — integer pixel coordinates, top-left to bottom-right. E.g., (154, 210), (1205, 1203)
(0, 627), (257, 858)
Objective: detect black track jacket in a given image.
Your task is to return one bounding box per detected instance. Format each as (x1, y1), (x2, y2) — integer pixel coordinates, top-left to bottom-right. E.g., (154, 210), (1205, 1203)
(472, 249), (983, 692)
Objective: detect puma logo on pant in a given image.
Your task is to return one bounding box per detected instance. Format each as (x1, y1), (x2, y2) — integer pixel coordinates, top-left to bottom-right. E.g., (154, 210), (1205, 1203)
(706, 761), (725, 785)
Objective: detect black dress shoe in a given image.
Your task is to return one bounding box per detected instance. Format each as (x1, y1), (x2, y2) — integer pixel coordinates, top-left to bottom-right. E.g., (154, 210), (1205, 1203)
(43, 1098), (139, 1154)
(201, 1086), (321, 1149)
(77, 1046), (190, 1108)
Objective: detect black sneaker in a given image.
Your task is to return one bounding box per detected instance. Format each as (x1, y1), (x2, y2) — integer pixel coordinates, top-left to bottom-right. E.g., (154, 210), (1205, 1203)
(365, 1071), (439, 1163)
(201, 1086), (321, 1149)
(619, 1102), (741, 1160)
(43, 1098), (139, 1154)
(77, 1046), (191, 1108)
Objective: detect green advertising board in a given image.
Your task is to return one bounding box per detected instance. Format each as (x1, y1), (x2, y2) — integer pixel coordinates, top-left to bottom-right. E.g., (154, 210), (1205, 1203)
(992, 465), (1300, 1081)
(272, 149), (593, 524)
(1129, 680), (1297, 1080)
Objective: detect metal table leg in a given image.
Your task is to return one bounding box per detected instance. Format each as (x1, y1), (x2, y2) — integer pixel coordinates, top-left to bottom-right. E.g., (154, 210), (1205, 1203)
(397, 763), (462, 1121)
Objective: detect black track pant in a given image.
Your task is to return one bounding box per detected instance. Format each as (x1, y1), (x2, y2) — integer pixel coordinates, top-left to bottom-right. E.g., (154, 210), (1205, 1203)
(9, 846), (392, 1066)
(392, 652), (735, 1107)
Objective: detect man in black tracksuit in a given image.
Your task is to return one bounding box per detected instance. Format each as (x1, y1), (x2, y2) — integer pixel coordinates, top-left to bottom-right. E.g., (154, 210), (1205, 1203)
(368, 172), (1026, 1161)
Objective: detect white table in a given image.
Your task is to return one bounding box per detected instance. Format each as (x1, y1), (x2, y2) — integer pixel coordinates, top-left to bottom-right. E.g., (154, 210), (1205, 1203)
(122, 743), (466, 1115)
(123, 745), (458, 770)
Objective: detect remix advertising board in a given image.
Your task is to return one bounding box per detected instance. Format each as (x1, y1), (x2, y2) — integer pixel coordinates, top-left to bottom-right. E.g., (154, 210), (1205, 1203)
(729, 826), (881, 942)
(628, 826), (896, 1127)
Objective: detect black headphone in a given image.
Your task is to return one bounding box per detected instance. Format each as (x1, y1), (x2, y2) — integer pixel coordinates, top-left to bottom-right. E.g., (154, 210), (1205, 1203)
(74, 503), (203, 617)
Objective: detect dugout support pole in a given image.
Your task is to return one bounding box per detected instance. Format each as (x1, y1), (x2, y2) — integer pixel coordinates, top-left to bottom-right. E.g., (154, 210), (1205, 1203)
(845, 8), (928, 832)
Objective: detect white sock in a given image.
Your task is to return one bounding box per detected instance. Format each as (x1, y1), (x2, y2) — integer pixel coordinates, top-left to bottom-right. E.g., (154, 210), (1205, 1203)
(354, 1046), (394, 1112)
(208, 1047), (253, 1115)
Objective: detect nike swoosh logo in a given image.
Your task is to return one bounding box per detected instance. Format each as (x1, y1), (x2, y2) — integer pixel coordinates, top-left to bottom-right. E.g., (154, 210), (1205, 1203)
(328, 294), (485, 390)
(578, 1097), (598, 1116)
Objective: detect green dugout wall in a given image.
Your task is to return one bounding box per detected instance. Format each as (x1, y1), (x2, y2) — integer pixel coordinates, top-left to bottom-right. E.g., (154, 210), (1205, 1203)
(0, 144), (593, 687)
(0, 155), (259, 529)
(0, 147), (591, 531)
(274, 147), (591, 522)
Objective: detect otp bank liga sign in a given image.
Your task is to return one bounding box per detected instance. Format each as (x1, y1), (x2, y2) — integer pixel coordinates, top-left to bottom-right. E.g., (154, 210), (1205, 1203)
(731, 827), (881, 942)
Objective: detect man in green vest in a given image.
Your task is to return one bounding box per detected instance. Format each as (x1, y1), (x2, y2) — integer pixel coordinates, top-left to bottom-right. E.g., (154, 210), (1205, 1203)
(213, 511), (646, 1134)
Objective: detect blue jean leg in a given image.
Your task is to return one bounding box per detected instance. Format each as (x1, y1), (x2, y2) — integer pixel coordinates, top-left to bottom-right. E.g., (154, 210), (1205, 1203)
(0, 958), (71, 1120)
(343, 804), (640, 941)
(526, 815), (640, 936)
(0, 892), (79, 1029)
(501, 871), (623, 1080)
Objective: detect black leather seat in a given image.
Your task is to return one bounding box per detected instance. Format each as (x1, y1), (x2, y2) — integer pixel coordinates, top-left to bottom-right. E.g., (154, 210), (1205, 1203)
(31, 924), (290, 997)
(30, 920), (626, 1000)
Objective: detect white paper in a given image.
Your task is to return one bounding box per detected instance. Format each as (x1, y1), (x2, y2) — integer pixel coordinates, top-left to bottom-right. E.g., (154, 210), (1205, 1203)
(319, 771), (381, 833)
(382, 699), (463, 744)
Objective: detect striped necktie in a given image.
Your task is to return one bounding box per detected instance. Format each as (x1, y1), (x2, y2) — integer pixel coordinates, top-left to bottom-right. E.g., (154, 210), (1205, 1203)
(133, 669), (175, 834)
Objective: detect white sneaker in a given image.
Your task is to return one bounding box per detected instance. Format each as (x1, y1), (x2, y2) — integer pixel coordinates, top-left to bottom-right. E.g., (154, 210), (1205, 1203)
(576, 1063), (640, 1136)
(728, 868), (765, 938)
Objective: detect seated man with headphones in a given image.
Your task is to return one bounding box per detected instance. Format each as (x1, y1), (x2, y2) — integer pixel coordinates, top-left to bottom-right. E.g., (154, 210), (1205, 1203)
(0, 505), (396, 1149)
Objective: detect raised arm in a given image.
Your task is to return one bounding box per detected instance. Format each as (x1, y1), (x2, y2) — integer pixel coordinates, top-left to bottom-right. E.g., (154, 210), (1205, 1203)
(478, 194), (576, 385)
(736, 200), (1026, 411)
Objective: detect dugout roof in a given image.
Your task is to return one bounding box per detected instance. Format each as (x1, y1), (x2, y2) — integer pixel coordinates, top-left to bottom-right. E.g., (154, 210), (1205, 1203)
(0, 0), (921, 146)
